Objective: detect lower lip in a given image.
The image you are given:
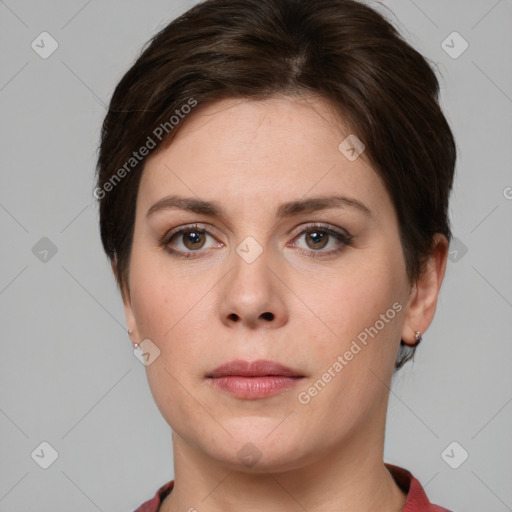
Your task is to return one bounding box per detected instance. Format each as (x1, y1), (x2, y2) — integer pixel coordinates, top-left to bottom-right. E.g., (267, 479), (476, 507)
(208, 376), (302, 399)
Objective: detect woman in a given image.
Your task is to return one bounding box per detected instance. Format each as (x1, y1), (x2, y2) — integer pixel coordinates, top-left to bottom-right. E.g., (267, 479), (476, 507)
(95, 0), (456, 510)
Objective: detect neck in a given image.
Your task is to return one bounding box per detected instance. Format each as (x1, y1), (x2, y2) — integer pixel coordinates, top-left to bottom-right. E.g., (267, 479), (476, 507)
(161, 424), (406, 512)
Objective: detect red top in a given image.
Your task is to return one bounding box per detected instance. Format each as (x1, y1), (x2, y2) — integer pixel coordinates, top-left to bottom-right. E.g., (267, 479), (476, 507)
(133, 464), (452, 512)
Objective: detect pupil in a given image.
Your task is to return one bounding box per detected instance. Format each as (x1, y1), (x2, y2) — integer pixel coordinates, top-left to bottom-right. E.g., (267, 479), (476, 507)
(308, 230), (327, 249)
(185, 231), (204, 249)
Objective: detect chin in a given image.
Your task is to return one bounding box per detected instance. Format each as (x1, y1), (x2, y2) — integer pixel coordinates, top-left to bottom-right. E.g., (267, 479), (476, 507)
(204, 423), (312, 473)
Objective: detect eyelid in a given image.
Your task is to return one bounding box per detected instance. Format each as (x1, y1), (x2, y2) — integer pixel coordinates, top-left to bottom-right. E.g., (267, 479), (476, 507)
(162, 222), (349, 242)
(162, 223), (219, 243)
(289, 222), (351, 240)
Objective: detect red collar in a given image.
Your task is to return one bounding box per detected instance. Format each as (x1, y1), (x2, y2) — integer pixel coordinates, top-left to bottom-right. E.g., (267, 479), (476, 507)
(385, 464), (451, 511)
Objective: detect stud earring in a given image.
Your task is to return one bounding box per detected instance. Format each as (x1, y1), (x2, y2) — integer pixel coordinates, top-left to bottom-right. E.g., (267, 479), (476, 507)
(127, 329), (140, 350)
(414, 331), (422, 346)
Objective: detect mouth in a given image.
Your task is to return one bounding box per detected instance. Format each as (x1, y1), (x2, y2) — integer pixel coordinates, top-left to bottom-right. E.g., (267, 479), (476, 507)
(206, 359), (305, 399)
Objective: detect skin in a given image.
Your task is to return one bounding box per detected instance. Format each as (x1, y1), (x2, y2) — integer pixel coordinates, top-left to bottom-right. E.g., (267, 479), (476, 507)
(119, 96), (448, 512)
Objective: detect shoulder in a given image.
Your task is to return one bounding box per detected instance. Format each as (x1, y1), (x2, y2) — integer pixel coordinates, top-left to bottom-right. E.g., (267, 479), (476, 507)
(385, 463), (453, 512)
(133, 480), (174, 512)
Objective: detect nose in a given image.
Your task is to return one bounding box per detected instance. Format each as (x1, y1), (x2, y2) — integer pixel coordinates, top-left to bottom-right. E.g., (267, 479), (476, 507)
(218, 247), (289, 330)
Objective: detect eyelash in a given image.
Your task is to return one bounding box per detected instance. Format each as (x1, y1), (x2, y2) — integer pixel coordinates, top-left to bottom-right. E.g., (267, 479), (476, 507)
(160, 223), (353, 259)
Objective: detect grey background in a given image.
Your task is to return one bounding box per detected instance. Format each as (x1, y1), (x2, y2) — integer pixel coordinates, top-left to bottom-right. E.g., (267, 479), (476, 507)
(0, 0), (511, 510)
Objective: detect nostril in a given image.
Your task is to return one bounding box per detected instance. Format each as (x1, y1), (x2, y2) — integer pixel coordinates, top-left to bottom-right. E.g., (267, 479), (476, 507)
(261, 312), (274, 321)
(228, 313), (239, 322)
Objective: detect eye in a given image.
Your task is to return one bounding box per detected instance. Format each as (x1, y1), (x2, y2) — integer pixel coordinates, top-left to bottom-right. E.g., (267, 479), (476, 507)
(160, 223), (352, 259)
(290, 224), (352, 258)
(161, 224), (221, 258)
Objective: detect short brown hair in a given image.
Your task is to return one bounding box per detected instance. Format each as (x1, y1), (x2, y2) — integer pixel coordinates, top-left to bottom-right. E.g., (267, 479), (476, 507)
(96, 0), (456, 369)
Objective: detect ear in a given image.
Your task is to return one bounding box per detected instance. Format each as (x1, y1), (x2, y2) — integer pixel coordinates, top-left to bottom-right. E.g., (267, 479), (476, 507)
(401, 234), (449, 346)
(111, 260), (138, 342)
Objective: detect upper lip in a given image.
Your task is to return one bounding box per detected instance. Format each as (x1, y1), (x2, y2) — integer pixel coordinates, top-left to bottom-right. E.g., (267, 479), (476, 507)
(207, 359), (304, 378)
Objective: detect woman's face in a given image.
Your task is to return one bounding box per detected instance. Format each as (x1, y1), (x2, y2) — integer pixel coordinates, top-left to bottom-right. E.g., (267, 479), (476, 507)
(123, 96), (417, 471)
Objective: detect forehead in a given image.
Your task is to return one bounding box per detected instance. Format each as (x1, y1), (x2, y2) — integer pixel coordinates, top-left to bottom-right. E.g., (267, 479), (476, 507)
(137, 96), (389, 219)
(165, 96), (352, 162)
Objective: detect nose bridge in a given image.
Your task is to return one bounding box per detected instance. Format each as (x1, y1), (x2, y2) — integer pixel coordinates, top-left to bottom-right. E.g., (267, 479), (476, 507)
(231, 235), (274, 305)
(218, 235), (288, 328)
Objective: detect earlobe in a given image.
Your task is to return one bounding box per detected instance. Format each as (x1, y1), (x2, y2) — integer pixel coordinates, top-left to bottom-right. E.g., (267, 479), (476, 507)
(401, 234), (449, 346)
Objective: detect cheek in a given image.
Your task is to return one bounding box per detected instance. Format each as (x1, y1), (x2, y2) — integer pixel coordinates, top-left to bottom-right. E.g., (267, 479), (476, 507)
(128, 249), (217, 370)
(128, 258), (216, 433)
(293, 261), (406, 434)
(299, 247), (409, 416)
(311, 254), (405, 348)
(129, 245), (191, 336)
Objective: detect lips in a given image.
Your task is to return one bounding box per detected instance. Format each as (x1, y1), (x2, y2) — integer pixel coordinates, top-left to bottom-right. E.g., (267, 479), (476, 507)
(207, 359), (303, 378)
(206, 359), (304, 399)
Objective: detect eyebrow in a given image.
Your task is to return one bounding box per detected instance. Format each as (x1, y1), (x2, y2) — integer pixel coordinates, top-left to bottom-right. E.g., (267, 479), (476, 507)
(146, 194), (372, 219)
